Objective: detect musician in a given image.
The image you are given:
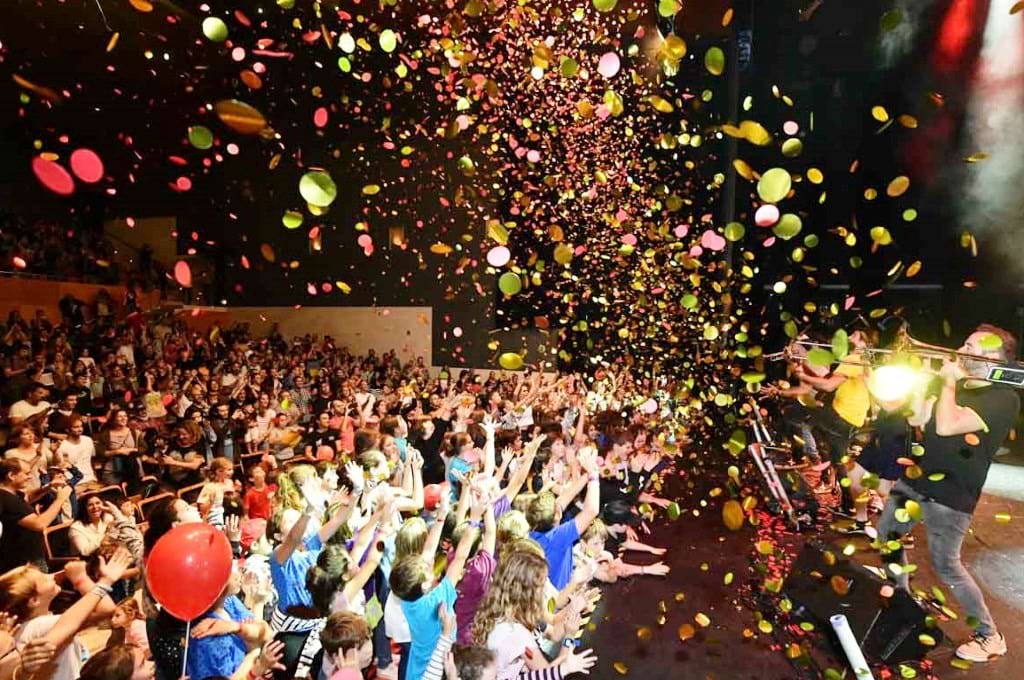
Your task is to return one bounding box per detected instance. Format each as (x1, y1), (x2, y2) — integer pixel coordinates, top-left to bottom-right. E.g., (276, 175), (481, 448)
(877, 324), (1019, 663)
(765, 330), (873, 500)
(760, 334), (825, 463)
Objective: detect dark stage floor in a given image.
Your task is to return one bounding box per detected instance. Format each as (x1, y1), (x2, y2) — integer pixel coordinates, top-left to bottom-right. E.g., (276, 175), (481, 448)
(584, 475), (1024, 679)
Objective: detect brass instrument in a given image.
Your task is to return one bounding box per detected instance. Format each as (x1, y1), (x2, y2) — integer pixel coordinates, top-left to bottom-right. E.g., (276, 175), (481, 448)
(764, 326), (1024, 389)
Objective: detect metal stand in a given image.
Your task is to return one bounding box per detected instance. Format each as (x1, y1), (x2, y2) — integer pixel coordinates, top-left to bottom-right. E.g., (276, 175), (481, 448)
(749, 402), (800, 529)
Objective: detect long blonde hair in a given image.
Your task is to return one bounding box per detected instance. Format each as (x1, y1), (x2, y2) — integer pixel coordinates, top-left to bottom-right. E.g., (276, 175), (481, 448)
(471, 547), (549, 644)
(0, 566), (41, 620)
(394, 518), (428, 562)
(276, 464), (317, 512)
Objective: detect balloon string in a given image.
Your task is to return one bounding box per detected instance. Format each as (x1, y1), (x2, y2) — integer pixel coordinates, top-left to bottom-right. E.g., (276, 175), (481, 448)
(93, 0), (112, 31)
(181, 620), (191, 679)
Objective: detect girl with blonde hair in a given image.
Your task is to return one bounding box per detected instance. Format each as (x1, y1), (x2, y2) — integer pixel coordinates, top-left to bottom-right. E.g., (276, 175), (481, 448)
(197, 457), (235, 527)
(472, 548), (595, 680)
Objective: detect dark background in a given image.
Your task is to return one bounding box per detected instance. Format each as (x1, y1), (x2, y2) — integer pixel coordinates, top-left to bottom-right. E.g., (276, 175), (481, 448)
(2, 0), (1021, 365)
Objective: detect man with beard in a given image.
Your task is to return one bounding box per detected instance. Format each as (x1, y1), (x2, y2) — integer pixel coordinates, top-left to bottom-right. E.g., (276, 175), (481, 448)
(877, 324), (1020, 663)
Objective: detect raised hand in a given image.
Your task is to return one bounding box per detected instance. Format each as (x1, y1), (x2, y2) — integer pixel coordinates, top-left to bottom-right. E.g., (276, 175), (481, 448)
(344, 461), (366, 494)
(443, 651), (461, 680)
(252, 639), (286, 678)
(576, 445), (598, 474)
(223, 514), (242, 543)
(96, 547), (132, 586)
(481, 414), (497, 438)
(525, 434), (547, 456)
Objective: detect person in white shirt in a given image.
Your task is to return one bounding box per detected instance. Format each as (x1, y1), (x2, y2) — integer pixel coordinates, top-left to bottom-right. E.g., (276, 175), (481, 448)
(1, 548), (132, 680)
(54, 416), (97, 488)
(9, 384), (51, 427)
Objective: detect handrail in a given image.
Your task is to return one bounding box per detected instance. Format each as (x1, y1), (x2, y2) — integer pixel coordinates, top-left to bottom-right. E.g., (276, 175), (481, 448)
(0, 269), (122, 285)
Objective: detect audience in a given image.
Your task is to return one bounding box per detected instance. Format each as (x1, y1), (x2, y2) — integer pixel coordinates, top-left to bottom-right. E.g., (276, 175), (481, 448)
(0, 296), (677, 680)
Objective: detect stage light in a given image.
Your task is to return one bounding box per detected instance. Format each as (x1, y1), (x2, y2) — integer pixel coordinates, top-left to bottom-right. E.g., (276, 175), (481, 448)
(958, 0), (1024, 258)
(867, 364), (920, 403)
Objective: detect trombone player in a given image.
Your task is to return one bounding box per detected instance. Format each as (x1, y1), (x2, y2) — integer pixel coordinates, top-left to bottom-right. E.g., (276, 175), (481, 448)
(877, 324), (1020, 663)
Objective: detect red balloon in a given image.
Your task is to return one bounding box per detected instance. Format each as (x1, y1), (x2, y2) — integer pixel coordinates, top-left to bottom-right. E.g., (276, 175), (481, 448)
(146, 523), (232, 621)
(424, 483), (444, 511)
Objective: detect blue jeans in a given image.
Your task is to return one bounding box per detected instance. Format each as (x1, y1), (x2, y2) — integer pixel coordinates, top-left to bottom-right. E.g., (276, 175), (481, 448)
(877, 481), (997, 636)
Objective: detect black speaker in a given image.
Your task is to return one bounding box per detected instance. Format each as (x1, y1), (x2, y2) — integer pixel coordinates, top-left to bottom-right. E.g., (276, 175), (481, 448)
(785, 543), (944, 664)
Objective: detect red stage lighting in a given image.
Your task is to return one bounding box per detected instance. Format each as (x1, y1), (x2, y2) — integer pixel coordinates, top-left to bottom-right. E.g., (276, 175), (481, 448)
(934, 0), (984, 72)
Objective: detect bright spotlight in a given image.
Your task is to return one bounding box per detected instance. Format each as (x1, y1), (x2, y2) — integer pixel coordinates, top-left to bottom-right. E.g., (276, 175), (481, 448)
(868, 364), (920, 403)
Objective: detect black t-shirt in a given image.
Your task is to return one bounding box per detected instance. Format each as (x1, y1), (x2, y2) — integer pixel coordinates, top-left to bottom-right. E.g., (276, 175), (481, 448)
(0, 488), (45, 572)
(304, 428), (337, 452)
(909, 381), (1020, 514)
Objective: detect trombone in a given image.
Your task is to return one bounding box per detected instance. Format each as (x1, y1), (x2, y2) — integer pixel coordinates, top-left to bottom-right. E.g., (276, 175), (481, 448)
(765, 330), (1024, 387)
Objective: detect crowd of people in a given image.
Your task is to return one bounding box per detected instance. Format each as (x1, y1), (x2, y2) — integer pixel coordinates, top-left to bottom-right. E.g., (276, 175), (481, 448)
(0, 214), (121, 284)
(0, 301), (679, 680)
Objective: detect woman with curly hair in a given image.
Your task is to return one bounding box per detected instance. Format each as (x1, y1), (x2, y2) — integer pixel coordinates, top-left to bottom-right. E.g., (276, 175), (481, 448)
(472, 547), (595, 680)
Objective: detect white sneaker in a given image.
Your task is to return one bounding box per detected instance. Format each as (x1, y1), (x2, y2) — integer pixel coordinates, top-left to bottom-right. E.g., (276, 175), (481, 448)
(955, 632), (1007, 662)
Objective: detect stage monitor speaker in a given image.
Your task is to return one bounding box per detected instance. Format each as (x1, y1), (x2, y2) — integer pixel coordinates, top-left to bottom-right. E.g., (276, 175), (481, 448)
(784, 542), (944, 664)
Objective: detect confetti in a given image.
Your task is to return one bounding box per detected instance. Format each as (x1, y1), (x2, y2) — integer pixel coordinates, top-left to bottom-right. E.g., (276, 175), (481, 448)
(31, 156), (74, 196)
(69, 149), (104, 183)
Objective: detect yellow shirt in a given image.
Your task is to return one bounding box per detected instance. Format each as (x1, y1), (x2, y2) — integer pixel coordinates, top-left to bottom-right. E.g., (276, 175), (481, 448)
(832, 353), (870, 427)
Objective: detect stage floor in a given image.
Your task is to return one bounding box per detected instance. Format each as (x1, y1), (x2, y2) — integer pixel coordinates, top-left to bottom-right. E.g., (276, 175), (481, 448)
(584, 470), (1024, 679)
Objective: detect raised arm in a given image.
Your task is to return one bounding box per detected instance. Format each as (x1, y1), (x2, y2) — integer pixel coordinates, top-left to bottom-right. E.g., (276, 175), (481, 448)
(572, 447), (601, 535)
(503, 435), (543, 503)
(341, 540), (385, 605)
(317, 490), (355, 545)
(480, 500), (496, 556)
(421, 493), (450, 564)
(393, 448), (424, 513)
(19, 486), (73, 532)
(272, 509), (312, 565)
(481, 414), (497, 477)
(445, 502), (482, 584)
(42, 549), (131, 648)
(934, 363), (986, 436)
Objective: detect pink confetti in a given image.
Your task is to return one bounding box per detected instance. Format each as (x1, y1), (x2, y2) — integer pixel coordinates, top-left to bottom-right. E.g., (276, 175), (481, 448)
(486, 246), (511, 267)
(174, 260), (192, 288)
(69, 148), (104, 183)
(755, 204), (780, 227)
(783, 120), (799, 135)
(700, 229), (726, 251)
(598, 52), (620, 78)
(314, 107), (329, 128)
(31, 157), (75, 196)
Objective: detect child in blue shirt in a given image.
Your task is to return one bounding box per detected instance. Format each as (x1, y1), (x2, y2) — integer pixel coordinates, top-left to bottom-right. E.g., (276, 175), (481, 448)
(392, 499), (485, 679)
